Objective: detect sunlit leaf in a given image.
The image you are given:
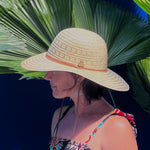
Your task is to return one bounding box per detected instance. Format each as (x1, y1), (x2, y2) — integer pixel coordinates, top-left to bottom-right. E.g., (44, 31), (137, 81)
(73, 0), (94, 31)
(0, 0), (73, 78)
(133, 0), (150, 15)
(128, 60), (150, 113)
(93, 0), (150, 66)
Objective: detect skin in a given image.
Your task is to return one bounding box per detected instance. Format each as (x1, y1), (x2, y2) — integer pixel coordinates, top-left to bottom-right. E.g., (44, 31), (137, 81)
(45, 71), (138, 150)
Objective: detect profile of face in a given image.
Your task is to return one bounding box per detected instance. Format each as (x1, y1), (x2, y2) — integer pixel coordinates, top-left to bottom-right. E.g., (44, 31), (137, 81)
(44, 71), (83, 99)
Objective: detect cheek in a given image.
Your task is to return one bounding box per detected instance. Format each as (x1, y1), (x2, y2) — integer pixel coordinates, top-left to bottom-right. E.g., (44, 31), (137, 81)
(65, 76), (76, 88)
(57, 76), (76, 94)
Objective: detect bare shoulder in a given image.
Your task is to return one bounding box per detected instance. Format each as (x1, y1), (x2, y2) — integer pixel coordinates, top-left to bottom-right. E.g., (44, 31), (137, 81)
(105, 114), (134, 131)
(101, 115), (138, 150)
(51, 106), (69, 134)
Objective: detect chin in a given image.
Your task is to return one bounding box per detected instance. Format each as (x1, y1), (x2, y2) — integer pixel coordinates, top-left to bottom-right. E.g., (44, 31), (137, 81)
(52, 93), (65, 99)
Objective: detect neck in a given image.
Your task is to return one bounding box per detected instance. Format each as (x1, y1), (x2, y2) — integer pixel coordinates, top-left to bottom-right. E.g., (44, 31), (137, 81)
(69, 93), (114, 140)
(71, 94), (114, 117)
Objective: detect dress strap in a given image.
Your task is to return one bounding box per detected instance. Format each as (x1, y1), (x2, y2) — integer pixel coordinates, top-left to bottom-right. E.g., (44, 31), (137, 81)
(85, 109), (137, 144)
(112, 108), (137, 137)
(52, 104), (74, 137)
(84, 113), (113, 144)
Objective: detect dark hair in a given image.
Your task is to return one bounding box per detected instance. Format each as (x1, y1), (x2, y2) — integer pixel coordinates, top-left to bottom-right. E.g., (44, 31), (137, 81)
(69, 73), (108, 103)
(81, 78), (108, 103)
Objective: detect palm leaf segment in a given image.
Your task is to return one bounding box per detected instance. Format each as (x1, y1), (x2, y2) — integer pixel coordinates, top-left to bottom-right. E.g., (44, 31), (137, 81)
(128, 59), (150, 113)
(73, 0), (150, 66)
(126, 0), (150, 113)
(0, 25), (47, 79)
(133, 0), (150, 15)
(0, 0), (72, 79)
(74, 0), (150, 113)
(0, 0), (150, 79)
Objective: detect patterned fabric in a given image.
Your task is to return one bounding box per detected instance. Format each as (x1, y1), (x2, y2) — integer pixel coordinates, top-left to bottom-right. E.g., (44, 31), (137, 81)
(50, 138), (90, 150)
(113, 108), (137, 137)
(49, 108), (137, 150)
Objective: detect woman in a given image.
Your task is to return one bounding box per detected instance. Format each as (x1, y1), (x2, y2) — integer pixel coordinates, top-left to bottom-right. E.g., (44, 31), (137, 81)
(21, 28), (138, 150)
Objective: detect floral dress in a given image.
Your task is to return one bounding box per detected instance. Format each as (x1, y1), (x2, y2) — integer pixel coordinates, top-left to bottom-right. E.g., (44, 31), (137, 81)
(49, 107), (137, 150)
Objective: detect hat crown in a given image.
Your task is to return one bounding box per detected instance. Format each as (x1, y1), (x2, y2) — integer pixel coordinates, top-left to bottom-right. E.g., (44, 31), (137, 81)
(47, 28), (107, 70)
(21, 28), (129, 91)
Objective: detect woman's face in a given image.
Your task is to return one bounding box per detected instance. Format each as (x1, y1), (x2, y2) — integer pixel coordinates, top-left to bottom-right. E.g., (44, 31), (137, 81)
(44, 71), (81, 99)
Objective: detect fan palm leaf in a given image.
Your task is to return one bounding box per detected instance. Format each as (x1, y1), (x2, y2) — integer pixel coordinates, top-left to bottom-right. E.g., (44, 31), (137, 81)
(0, 0), (72, 78)
(73, 0), (94, 31)
(133, 0), (150, 15)
(0, 25), (46, 78)
(94, 1), (150, 66)
(0, 0), (72, 50)
(0, 0), (150, 78)
(125, 0), (150, 113)
(137, 58), (150, 86)
(128, 59), (150, 113)
(73, 0), (150, 66)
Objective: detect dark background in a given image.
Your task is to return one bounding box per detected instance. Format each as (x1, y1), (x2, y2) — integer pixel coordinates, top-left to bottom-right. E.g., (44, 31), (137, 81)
(0, 65), (150, 150)
(0, 0), (150, 150)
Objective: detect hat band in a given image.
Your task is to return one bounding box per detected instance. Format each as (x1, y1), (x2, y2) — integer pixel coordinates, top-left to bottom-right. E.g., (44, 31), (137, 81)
(46, 53), (107, 72)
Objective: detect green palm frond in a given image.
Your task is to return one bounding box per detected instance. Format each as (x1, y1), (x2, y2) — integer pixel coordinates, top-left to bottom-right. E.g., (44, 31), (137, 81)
(133, 0), (150, 15)
(0, 25), (28, 63)
(0, 25), (46, 78)
(0, 5), (47, 53)
(137, 57), (150, 85)
(128, 58), (150, 113)
(0, 0), (72, 51)
(0, 0), (150, 79)
(73, 0), (94, 31)
(0, 0), (72, 78)
(73, 0), (150, 66)
(94, 1), (150, 66)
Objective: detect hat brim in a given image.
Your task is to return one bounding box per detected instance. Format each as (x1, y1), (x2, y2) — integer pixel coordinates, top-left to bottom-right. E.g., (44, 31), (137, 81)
(21, 52), (129, 91)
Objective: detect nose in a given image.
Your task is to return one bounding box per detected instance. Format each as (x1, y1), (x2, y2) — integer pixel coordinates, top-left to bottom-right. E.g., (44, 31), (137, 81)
(44, 71), (52, 81)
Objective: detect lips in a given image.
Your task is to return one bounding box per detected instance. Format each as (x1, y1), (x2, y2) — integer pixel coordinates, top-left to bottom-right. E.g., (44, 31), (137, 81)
(51, 86), (56, 89)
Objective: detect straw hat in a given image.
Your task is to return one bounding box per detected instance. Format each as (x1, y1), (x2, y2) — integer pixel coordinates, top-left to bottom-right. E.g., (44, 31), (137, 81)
(21, 28), (129, 91)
